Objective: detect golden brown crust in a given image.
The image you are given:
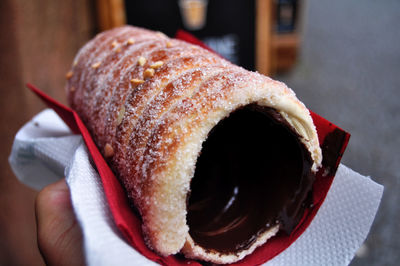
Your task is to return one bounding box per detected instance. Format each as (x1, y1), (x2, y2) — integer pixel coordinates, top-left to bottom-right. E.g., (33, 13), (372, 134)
(66, 25), (322, 264)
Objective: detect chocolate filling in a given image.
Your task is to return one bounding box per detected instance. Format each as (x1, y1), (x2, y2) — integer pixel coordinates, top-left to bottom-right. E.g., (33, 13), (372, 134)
(187, 104), (315, 254)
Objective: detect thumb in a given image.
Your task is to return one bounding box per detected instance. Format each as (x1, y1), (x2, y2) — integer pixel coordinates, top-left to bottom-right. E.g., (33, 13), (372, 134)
(35, 178), (84, 266)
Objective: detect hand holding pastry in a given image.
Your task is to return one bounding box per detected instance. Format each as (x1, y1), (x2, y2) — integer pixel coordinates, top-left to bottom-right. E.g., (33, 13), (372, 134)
(35, 179), (84, 266)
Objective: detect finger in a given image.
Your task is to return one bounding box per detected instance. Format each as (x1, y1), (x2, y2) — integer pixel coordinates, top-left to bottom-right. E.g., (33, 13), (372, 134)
(35, 179), (84, 266)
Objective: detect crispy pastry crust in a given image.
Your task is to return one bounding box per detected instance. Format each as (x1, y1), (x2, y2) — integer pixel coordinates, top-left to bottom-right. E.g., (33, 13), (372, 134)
(66, 25), (322, 264)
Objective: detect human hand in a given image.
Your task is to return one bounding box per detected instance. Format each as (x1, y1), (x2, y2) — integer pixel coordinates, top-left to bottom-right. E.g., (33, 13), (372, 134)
(35, 179), (85, 265)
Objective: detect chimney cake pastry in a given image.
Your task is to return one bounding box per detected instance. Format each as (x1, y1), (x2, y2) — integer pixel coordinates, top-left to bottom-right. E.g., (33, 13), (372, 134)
(66, 25), (322, 264)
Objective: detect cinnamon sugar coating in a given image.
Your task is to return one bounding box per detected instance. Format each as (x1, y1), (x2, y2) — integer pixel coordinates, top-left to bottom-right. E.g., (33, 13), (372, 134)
(66, 26), (322, 264)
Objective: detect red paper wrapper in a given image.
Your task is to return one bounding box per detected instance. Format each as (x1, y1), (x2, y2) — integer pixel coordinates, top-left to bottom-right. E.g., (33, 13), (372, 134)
(26, 29), (350, 266)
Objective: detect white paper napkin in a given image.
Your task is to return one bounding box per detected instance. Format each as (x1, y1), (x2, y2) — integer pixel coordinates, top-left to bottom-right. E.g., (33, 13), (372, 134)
(9, 109), (383, 266)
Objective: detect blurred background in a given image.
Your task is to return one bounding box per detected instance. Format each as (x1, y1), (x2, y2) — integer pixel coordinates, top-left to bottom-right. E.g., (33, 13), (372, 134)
(0, 0), (398, 265)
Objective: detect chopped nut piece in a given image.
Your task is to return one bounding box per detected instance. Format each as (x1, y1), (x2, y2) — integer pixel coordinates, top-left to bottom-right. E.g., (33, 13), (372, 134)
(127, 38), (135, 45)
(150, 61), (164, 69)
(111, 40), (118, 48)
(73, 60), (78, 66)
(92, 61), (101, 69)
(131, 78), (145, 85)
(104, 143), (114, 158)
(115, 47), (121, 53)
(70, 86), (76, 92)
(156, 31), (167, 38)
(166, 41), (173, 48)
(117, 106), (125, 126)
(137, 56), (146, 66)
(143, 68), (155, 79)
(65, 71), (73, 79)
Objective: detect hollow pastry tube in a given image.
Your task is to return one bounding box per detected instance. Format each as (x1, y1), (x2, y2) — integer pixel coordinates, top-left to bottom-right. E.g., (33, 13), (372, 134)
(66, 25), (322, 264)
